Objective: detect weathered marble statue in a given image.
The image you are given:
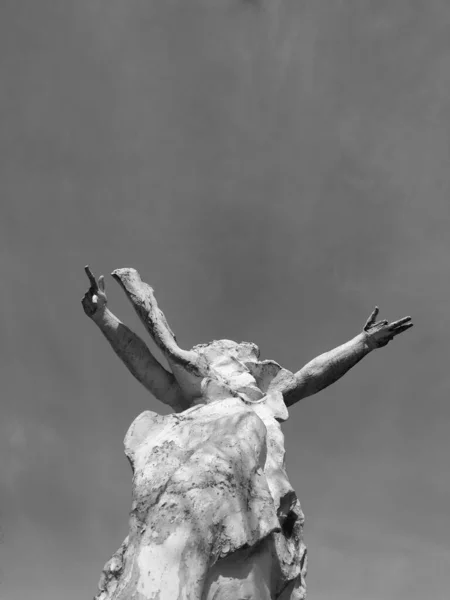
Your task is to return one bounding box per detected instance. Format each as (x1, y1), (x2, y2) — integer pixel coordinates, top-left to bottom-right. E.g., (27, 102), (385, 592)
(82, 266), (413, 600)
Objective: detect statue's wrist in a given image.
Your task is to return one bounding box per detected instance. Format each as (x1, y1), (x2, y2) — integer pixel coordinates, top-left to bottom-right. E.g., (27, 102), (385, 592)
(361, 330), (377, 352)
(91, 306), (109, 326)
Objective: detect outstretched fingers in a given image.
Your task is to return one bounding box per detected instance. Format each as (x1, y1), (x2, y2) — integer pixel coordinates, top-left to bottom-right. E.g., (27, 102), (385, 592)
(364, 306), (379, 330)
(84, 265), (98, 290)
(389, 316), (412, 329)
(391, 322), (413, 337)
(98, 275), (106, 292)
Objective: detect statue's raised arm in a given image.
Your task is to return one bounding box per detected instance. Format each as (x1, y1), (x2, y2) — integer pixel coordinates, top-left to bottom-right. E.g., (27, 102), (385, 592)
(282, 307), (413, 407)
(82, 266), (213, 410)
(81, 266), (190, 411)
(110, 268), (210, 401)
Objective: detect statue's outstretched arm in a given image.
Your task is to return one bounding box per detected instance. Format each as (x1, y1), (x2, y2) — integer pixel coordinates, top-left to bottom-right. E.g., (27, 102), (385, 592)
(110, 268), (206, 402)
(283, 307), (413, 407)
(82, 267), (185, 411)
(111, 268), (198, 367)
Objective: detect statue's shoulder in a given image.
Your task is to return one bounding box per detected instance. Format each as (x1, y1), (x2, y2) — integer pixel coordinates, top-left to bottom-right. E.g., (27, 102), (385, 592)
(245, 359), (296, 395)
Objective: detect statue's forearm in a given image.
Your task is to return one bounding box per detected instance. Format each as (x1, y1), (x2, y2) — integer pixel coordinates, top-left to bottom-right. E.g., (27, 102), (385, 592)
(111, 269), (198, 369)
(284, 332), (373, 406)
(92, 308), (183, 409)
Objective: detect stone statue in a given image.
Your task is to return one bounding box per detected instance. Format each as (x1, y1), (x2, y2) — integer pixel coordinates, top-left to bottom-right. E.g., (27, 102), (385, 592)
(82, 266), (413, 600)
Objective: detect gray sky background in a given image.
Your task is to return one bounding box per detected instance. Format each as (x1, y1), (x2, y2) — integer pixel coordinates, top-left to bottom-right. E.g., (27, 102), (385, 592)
(1, 1), (450, 598)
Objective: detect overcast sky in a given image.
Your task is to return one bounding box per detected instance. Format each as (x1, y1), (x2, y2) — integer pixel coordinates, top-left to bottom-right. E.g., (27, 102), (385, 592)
(1, 1), (450, 599)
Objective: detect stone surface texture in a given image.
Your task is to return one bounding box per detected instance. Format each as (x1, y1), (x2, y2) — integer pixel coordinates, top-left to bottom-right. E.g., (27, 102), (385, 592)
(95, 341), (307, 600)
(83, 266), (411, 599)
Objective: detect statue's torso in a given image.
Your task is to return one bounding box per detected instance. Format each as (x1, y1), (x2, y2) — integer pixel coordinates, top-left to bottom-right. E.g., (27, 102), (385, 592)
(96, 343), (307, 600)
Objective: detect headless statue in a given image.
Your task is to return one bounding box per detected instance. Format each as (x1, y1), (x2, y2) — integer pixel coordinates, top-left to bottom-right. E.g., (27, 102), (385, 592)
(82, 266), (412, 600)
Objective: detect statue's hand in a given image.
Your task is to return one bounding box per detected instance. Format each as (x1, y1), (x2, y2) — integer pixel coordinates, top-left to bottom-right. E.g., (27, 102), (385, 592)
(81, 265), (107, 319)
(363, 306), (413, 349)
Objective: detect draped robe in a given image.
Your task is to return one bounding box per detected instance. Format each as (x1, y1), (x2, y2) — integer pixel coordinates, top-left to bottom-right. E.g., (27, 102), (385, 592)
(95, 343), (307, 600)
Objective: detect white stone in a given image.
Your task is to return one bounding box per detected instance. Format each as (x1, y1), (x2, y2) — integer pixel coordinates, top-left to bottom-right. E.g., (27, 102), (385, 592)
(95, 372), (306, 600)
(83, 266), (410, 599)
